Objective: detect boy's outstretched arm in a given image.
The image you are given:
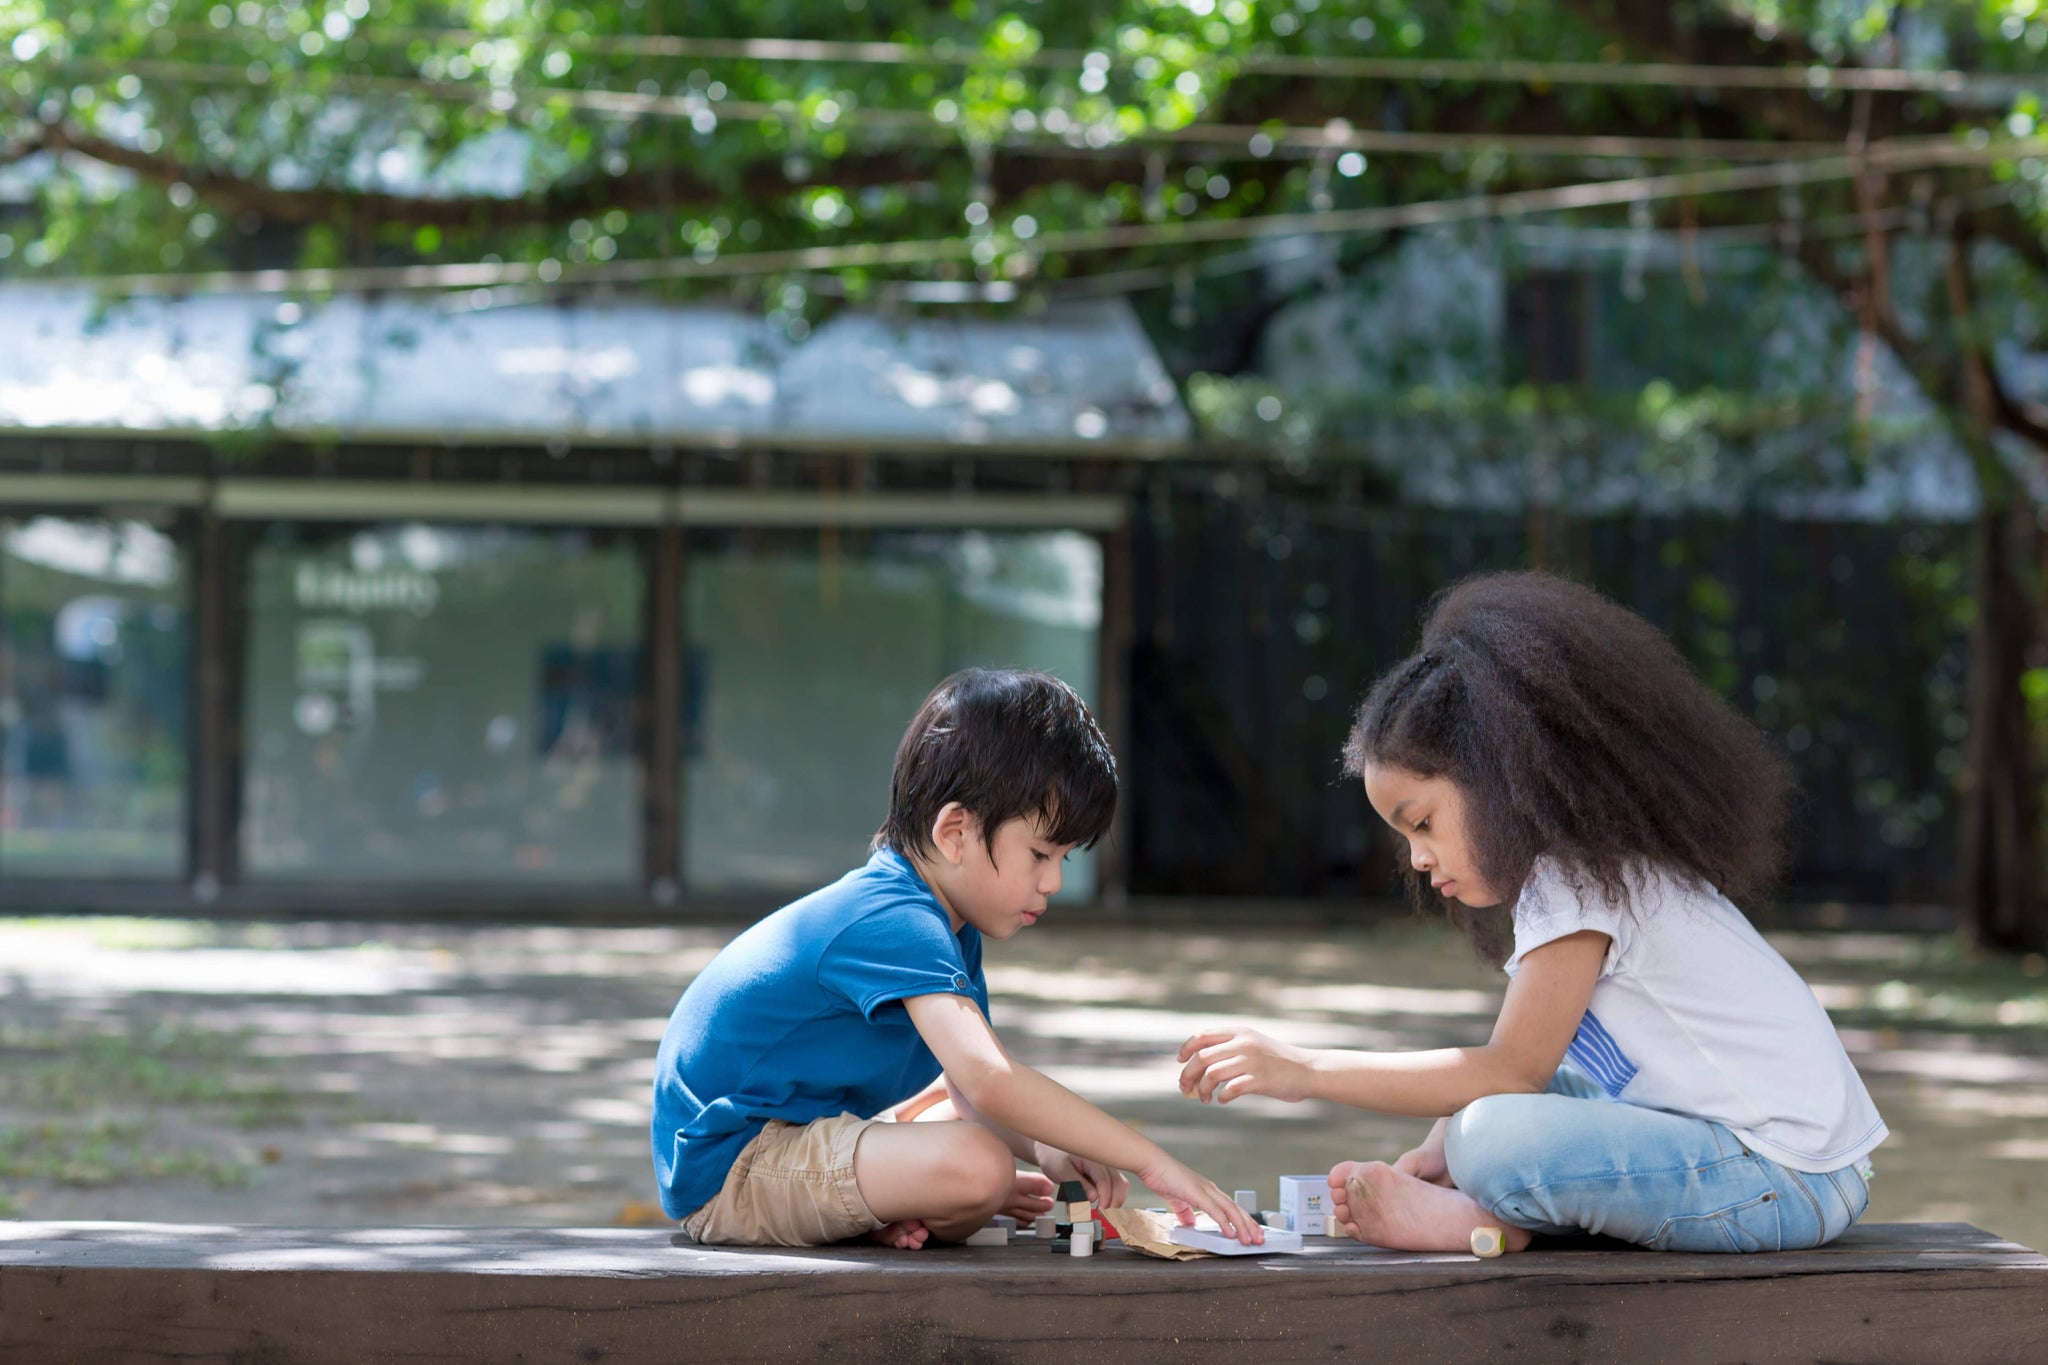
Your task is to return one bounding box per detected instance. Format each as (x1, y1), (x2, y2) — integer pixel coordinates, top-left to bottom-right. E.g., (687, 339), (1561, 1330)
(942, 1075), (1131, 1209)
(904, 991), (1262, 1244)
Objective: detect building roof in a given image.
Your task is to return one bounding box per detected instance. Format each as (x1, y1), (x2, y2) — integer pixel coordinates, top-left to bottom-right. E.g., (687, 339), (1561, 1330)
(0, 287), (1191, 454)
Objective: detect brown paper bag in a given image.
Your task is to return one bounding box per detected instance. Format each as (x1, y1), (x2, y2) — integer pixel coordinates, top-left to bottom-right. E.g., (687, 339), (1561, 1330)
(1098, 1206), (1212, 1261)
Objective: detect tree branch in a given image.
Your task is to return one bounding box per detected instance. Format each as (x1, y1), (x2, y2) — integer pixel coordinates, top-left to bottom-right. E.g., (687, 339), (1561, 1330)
(1795, 231), (2048, 460)
(0, 129), (48, 168)
(1553, 0), (1918, 144)
(37, 120), (1152, 228)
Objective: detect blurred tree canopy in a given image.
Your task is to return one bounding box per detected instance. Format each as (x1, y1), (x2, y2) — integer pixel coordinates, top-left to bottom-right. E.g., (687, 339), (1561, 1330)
(5, 0), (2048, 949)
(3, 3), (2045, 307)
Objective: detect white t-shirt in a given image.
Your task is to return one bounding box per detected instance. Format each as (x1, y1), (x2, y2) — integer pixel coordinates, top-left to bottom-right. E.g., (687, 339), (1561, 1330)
(1505, 857), (1888, 1174)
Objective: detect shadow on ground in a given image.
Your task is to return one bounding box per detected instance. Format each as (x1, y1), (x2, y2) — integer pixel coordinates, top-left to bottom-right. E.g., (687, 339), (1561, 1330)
(0, 915), (2040, 1251)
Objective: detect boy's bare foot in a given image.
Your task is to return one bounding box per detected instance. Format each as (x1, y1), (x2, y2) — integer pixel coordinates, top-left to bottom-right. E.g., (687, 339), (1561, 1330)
(871, 1218), (932, 1250)
(1327, 1160), (1533, 1255)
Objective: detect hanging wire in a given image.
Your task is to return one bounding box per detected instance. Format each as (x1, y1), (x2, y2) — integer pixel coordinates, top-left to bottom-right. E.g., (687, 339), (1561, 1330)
(37, 55), (1895, 163)
(55, 25), (2048, 97)
(17, 138), (2037, 299)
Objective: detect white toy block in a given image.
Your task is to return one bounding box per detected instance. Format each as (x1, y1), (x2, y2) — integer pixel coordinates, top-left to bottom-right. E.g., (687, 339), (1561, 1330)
(1070, 1224), (1095, 1257)
(1278, 1174), (1332, 1236)
(1032, 1214), (1057, 1239)
(1234, 1189), (1258, 1215)
(1470, 1226), (1506, 1258)
(1261, 1209), (1291, 1231)
(965, 1225), (1009, 1248)
(1167, 1223), (1306, 1256)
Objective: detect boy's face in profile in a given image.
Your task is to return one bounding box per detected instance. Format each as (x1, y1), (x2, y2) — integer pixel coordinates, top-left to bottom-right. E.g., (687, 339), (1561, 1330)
(939, 813), (1075, 939)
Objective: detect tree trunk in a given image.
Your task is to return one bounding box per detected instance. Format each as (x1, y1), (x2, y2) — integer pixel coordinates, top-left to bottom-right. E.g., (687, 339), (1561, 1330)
(1959, 496), (2046, 953)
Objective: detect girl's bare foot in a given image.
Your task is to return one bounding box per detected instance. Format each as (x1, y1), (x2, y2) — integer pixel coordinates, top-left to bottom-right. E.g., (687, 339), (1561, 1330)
(1327, 1160), (1533, 1255)
(871, 1218), (931, 1250)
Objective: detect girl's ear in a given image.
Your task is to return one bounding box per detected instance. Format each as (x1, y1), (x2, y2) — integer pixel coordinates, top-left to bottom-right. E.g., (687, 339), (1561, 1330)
(928, 802), (974, 867)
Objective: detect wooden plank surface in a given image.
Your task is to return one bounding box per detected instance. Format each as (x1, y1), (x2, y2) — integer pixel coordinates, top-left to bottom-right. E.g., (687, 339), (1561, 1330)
(0, 1221), (2041, 1364)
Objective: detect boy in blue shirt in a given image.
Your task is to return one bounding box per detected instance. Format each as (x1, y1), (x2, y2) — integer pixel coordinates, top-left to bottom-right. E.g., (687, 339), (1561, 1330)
(652, 668), (1261, 1248)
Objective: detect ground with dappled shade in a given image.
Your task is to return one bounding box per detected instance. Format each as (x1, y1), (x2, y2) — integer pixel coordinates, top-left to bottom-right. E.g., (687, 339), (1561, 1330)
(0, 914), (2039, 1252)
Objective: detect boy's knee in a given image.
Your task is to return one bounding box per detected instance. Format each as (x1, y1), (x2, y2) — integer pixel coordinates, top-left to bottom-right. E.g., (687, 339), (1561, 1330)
(931, 1124), (1014, 1210)
(1445, 1094), (1545, 1209)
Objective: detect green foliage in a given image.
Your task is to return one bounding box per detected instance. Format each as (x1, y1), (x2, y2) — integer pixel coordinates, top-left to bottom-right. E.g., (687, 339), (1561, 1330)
(1, 0), (2043, 315)
(0, 1016), (322, 1210)
(0, 1121), (249, 1207)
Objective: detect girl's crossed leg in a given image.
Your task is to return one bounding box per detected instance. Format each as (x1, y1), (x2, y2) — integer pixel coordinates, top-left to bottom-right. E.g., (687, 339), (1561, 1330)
(1332, 1071), (1870, 1254)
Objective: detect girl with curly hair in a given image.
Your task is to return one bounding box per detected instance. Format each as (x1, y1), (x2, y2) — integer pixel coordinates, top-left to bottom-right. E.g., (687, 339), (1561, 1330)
(1176, 572), (1886, 1254)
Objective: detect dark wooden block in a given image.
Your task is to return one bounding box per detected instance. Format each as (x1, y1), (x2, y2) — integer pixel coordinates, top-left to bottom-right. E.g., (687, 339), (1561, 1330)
(0, 1221), (2040, 1363)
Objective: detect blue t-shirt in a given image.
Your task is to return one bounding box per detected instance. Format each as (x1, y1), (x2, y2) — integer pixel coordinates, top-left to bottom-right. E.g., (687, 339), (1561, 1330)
(651, 847), (989, 1219)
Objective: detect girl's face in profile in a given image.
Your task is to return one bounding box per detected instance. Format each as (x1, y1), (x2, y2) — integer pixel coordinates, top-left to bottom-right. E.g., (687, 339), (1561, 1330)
(1361, 764), (1504, 908)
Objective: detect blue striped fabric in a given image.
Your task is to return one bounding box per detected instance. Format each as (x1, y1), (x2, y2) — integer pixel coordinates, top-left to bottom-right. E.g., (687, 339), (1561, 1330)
(1565, 1010), (1639, 1097)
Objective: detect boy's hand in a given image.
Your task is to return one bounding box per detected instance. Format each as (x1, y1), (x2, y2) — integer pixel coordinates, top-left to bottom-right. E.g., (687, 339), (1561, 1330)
(1393, 1117), (1453, 1188)
(1033, 1143), (1130, 1207)
(1176, 1028), (1315, 1104)
(1003, 1171), (1058, 1222)
(1138, 1154), (1264, 1246)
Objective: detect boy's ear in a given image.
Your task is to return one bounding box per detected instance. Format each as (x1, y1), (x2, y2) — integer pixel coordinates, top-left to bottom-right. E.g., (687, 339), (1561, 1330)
(929, 802), (974, 866)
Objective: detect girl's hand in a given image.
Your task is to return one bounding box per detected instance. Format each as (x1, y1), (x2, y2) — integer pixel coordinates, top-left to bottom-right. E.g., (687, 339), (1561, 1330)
(1176, 1028), (1316, 1104)
(1138, 1155), (1264, 1246)
(1002, 1170), (1058, 1222)
(1033, 1144), (1131, 1208)
(1393, 1117), (1453, 1188)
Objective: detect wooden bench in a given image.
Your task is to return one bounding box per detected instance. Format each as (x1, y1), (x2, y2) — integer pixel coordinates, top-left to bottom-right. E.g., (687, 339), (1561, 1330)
(1, 1220), (2040, 1363)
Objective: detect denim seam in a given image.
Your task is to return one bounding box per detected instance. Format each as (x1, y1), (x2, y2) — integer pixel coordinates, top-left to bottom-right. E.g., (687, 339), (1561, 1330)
(1652, 1191), (1775, 1252)
(1486, 1151), (1772, 1207)
(1821, 1171), (1848, 1226)
(1787, 1169), (1826, 1244)
(1493, 1154), (1726, 1199)
(1823, 1169), (1864, 1228)
(1487, 1155), (1732, 1211)
(1695, 1151), (1754, 1176)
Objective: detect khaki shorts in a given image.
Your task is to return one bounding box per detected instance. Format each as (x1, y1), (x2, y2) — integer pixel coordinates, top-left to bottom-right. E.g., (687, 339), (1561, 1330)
(679, 1112), (886, 1247)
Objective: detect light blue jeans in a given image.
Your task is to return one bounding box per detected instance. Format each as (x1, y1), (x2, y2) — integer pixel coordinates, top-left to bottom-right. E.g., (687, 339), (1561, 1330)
(1444, 1065), (1871, 1252)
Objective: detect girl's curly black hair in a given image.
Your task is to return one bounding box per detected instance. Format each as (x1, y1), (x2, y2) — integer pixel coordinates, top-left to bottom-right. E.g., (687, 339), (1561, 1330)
(1342, 572), (1793, 955)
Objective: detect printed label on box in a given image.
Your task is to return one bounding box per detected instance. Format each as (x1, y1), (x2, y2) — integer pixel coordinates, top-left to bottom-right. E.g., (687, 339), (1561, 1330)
(1277, 1175), (1331, 1236)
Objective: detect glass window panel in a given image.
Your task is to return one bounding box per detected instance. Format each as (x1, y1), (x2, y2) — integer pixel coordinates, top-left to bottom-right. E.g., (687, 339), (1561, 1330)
(0, 516), (189, 878)
(684, 529), (1103, 899)
(240, 523), (643, 882)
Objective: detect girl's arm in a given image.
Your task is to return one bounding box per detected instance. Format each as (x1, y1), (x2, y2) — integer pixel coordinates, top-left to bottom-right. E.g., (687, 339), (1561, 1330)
(1177, 930), (1609, 1117)
(904, 990), (1261, 1243)
(885, 1076), (954, 1122)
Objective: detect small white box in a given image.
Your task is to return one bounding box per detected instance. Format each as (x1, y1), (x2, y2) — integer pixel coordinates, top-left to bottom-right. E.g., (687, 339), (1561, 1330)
(1278, 1175), (1332, 1236)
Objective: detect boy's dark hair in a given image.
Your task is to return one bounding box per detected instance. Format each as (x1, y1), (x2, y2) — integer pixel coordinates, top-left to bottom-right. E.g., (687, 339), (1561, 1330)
(877, 669), (1118, 863)
(1342, 572), (1792, 953)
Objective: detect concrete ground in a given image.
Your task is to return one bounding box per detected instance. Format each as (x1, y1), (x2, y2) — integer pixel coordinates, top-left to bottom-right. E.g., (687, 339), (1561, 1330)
(0, 913), (2041, 1252)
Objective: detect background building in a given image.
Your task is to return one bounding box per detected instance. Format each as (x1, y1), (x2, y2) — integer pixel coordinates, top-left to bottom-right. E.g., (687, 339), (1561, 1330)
(0, 244), (1977, 916)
